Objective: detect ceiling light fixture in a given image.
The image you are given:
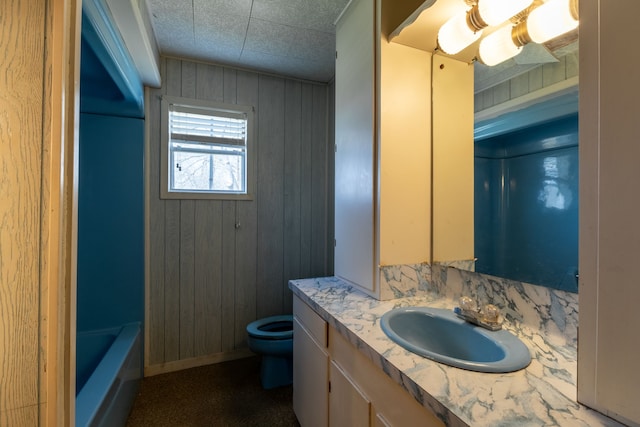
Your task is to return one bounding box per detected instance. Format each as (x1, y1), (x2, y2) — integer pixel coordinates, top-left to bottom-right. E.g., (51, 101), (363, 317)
(437, 0), (534, 55)
(478, 0), (579, 66)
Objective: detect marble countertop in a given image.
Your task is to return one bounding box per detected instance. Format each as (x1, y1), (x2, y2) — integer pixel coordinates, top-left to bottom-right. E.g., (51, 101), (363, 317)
(289, 276), (621, 427)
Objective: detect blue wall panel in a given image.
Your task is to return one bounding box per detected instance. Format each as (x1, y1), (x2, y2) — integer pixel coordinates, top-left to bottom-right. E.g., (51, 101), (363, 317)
(80, 5), (144, 117)
(77, 113), (144, 331)
(475, 115), (579, 292)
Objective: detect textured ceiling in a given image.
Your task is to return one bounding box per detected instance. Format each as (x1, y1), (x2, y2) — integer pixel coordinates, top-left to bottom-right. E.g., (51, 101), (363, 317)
(145, 0), (350, 83)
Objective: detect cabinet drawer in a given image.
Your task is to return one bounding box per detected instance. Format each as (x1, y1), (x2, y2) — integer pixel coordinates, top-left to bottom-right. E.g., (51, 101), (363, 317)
(293, 295), (327, 348)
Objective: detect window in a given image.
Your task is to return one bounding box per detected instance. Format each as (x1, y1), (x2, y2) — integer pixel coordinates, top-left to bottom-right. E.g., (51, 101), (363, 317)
(160, 96), (255, 200)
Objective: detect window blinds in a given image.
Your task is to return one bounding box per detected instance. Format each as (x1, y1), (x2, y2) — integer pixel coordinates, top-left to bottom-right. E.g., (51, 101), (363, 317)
(169, 105), (247, 147)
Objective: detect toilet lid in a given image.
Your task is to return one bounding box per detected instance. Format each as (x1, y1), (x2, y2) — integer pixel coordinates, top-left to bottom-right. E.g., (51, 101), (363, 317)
(246, 314), (293, 340)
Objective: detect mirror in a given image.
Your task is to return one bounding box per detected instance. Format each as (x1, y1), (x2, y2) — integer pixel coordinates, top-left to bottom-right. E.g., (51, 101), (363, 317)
(471, 43), (579, 293)
(385, 1), (579, 293)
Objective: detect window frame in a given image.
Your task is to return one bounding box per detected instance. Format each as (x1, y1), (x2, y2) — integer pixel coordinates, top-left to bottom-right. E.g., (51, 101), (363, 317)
(160, 96), (255, 200)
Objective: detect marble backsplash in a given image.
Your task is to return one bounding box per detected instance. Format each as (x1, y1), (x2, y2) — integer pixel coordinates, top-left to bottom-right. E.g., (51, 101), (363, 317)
(378, 263), (432, 300)
(378, 261), (578, 346)
(378, 260), (475, 300)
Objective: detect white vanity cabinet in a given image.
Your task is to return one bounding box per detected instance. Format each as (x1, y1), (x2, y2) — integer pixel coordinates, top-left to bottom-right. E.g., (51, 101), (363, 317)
(329, 323), (444, 427)
(334, 0), (434, 297)
(293, 294), (444, 426)
(293, 296), (329, 427)
(334, 0), (377, 293)
(329, 361), (371, 427)
(335, 0), (462, 300)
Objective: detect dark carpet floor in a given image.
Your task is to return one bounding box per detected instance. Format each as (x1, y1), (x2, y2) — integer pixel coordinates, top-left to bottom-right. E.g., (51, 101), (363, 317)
(126, 356), (300, 427)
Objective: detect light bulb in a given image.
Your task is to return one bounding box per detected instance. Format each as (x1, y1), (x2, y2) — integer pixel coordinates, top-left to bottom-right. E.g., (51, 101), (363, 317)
(526, 0), (579, 44)
(478, 0), (534, 26)
(479, 25), (523, 66)
(437, 12), (483, 55)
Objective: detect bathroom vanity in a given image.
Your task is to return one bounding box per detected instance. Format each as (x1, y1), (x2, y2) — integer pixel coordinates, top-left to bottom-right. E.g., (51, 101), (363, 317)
(290, 276), (622, 427)
(293, 290), (442, 426)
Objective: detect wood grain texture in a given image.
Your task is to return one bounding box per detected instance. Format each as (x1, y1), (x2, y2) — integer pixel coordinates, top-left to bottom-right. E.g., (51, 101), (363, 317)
(299, 84), (314, 279)
(256, 75), (286, 319)
(528, 66), (544, 93)
(42, 0), (82, 423)
(311, 84), (329, 278)
(509, 72), (530, 100)
(146, 57), (334, 370)
(194, 63), (224, 357)
(0, 0), (45, 419)
(179, 200), (195, 359)
(220, 201), (236, 352)
(147, 85), (166, 366)
(476, 53), (578, 113)
(55, 2), (81, 423)
(233, 70), (259, 348)
(542, 58), (566, 87)
(492, 81), (510, 106)
(177, 61), (197, 354)
(178, 45), (197, 360)
(0, 406), (39, 427)
(162, 58), (183, 363)
(194, 201), (221, 356)
(221, 68), (238, 352)
(163, 200), (181, 362)
(283, 80), (303, 312)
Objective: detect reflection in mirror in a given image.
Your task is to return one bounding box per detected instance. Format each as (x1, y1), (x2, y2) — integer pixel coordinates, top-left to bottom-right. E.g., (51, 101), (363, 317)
(474, 116), (578, 292)
(472, 44), (579, 293)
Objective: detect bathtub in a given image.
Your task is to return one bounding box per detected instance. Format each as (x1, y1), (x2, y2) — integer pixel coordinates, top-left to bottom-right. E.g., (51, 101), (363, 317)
(76, 322), (142, 427)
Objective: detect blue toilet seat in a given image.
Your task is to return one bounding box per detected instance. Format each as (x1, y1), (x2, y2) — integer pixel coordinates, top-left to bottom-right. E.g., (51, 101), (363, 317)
(246, 315), (294, 388)
(246, 315), (293, 340)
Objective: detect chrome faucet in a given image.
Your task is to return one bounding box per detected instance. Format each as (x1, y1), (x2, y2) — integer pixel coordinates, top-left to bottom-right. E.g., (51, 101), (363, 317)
(453, 296), (503, 331)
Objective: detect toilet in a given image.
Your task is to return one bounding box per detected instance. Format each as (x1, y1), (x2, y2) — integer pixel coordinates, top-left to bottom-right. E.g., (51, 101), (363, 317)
(246, 314), (293, 389)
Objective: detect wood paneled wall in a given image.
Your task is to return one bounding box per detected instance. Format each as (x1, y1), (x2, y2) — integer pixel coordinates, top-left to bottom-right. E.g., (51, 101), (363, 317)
(0, 1), (46, 423)
(146, 57), (334, 373)
(474, 50), (579, 112)
(1, 0), (80, 424)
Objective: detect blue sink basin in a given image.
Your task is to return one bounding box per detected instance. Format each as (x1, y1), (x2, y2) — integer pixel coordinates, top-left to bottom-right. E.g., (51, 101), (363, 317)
(380, 307), (531, 373)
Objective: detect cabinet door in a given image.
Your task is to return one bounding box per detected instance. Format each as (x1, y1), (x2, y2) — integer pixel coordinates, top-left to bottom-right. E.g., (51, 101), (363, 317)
(293, 317), (329, 427)
(329, 361), (371, 427)
(334, 0), (376, 291)
(373, 412), (391, 427)
(330, 326), (444, 426)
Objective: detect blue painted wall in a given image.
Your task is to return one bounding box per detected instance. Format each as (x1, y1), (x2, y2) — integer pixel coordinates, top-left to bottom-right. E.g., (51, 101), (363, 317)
(77, 113), (144, 331)
(79, 7), (144, 118)
(475, 115), (579, 292)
